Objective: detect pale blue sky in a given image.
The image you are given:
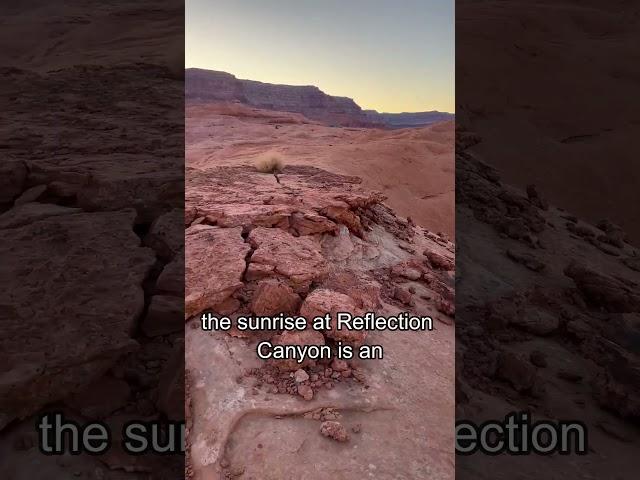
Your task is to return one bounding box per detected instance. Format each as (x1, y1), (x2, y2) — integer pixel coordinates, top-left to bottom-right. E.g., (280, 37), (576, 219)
(186, 0), (454, 112)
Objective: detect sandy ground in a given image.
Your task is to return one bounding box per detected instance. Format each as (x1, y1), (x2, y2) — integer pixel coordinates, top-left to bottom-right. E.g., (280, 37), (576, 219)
(186, 102), (455, 238)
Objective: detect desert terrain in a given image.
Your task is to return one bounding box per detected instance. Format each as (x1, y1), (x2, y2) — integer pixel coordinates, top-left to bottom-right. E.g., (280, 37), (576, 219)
(187, 102), (455, 238)
(185, 76), (456, 478)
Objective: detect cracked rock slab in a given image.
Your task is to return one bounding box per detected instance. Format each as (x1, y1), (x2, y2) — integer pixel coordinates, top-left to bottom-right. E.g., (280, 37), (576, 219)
(185, 225), (250, 319)
(248, 227), (328, 293)
(0, 209), (155, 428)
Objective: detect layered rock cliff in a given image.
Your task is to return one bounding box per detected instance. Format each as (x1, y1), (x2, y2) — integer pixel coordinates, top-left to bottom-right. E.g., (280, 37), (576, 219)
(186, 68), (378, 127)
(186, 68), (454, 128)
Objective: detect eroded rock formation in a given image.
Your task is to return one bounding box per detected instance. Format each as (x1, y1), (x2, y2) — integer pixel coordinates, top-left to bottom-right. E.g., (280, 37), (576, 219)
(185, 165), (455, 479)
(186, 68), (454, 129)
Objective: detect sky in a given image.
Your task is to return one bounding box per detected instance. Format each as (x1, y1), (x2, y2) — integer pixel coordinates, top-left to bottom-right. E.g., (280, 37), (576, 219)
(186, 0), (454, 113)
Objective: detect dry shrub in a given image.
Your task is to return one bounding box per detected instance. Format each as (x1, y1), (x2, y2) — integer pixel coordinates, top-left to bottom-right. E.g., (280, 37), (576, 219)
(254, 152), (285, 173)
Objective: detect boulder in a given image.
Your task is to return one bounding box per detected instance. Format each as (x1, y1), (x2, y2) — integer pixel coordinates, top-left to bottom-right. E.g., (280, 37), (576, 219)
(185, 225), (250, 319)
(144, 208), (185, 259)
(248, 227), (328, 293)
(250, 280), (301, 316)
(300, 289), (366, 345)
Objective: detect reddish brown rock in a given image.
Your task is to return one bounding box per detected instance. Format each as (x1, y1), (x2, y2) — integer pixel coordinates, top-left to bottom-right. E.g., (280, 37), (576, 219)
(185, 225), (250, 319)
(144, 208), (185, 259)
(245, 262), (275, 281)
(289, 211), (338, 236)
(186, 69), (380, 127)
(320, 421), (350, 442)
(425, 250), (454, 271)
(529, 350), (548, 368)
(294, 369), (310, 383)
(331, 359), (349, 372)
(391, 262), (423, 281)
(300, 289), (366, 345)
(320, 205), (364, 237)
(204, 203), (294, 229)
(526, 184), (549, 210)
(297, 384), (314, 401)
(436, 297), (456, 317)
(394, 286), (413, 305)
(248, 227), (328, 292)
(321, 271), (382, 310)
(250, 280), (301, 316)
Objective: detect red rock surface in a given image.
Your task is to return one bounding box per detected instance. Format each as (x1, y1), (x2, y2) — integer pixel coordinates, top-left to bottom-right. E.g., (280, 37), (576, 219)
(250, 280), (301, 316)
(186, 103), (455, 237)
(186, 164), (455, 479)
(185, 225), (250, 319)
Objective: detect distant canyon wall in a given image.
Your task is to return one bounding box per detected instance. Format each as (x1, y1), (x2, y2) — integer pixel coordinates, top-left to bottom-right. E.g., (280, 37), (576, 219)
(185, 68), (453, 128)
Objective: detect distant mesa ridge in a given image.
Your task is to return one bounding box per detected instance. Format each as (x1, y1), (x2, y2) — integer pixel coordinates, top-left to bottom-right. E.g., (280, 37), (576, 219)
(186, 68), (453, 128)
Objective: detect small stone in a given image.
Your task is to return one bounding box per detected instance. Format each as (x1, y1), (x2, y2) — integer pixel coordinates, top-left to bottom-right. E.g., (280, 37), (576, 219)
(320, 421), (350, 442)
(393, 286), (413, 305)
(294, 369), (309, 383)
(331, 358), (349, 372)
(297, 384), (314, 401)
(351, 423), (362, 434)
(230, 465), (245, 476)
